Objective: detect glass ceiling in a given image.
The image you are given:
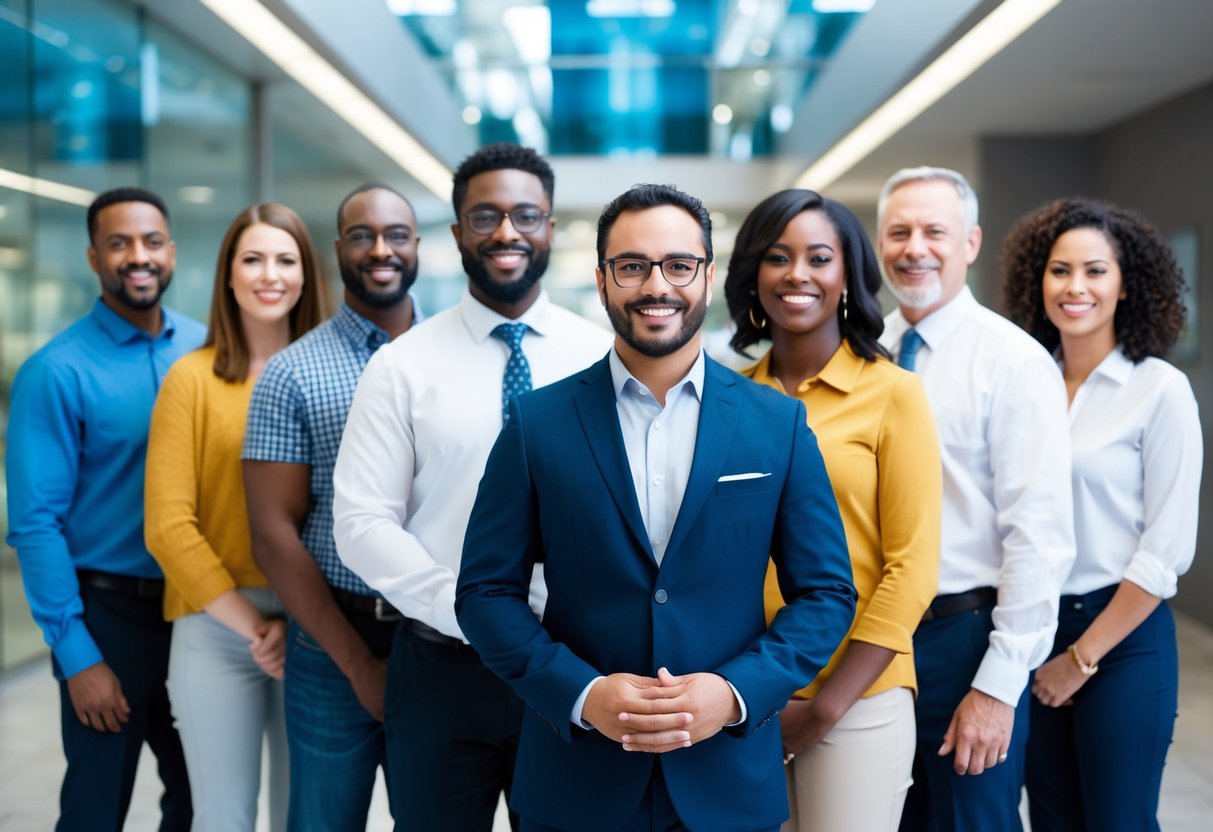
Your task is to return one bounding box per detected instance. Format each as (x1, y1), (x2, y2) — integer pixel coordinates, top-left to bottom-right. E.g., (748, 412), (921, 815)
(388, 0), (873, 158)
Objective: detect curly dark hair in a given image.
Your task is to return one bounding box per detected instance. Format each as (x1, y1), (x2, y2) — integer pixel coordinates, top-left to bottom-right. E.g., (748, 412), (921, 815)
(1001, 197), (1187, 362)
(724, 189), (888, 361)
(451, 143), (555, 218)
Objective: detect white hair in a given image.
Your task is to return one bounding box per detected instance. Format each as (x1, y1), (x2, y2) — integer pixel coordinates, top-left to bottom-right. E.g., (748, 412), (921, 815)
(877, 166), (979, 232)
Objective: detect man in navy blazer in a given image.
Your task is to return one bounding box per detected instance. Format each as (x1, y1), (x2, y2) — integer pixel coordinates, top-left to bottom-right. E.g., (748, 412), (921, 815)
(456, 184), (856, 832)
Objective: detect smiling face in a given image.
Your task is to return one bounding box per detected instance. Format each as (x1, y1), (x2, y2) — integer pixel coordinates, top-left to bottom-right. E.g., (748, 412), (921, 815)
(88, 200), (175, 313)
(1042, 226), (1123, 354)
(878, 178), (980, 323)
(229, 223), (305, 328)
(756, 208), (844, 346)
(596, 204), (714, 361)
(336, 188), (419, 312)
(451, 168), (552, 315)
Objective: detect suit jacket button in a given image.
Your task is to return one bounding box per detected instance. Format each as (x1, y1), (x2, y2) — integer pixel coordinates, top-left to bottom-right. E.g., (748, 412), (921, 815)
(654, 589), (668, 604)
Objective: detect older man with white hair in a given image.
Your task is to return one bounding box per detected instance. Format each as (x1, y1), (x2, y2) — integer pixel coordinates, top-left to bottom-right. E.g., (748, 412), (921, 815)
(876, 167), (1075, 832)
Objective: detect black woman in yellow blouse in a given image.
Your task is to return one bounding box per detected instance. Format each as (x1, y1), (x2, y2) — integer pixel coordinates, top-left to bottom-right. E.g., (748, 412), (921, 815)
(725, 189), (941, 832)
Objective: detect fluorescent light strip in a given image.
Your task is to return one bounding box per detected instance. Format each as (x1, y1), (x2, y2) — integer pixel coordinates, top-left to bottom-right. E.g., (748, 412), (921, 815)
(0, 167), (96, 207)
(199, 0), (452, 199)
(794, 0), (1063, 191)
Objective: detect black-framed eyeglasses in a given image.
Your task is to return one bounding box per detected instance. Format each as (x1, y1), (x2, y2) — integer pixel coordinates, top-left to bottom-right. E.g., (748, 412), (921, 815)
(600, 257), (705, 288)
(341, 229), (413, 248)
(462, 207), (549, 235)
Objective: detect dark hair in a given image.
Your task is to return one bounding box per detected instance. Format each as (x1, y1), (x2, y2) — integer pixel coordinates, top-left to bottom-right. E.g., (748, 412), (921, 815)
(596, 184), (713, 265)
(1001, 197), (1187, 362)
(206, 203), (330, 381)
(337, 183), (411, 235)
(725, 189), (888, 361)
(87, 187), (170, 244)
(451, 143), (555, 218)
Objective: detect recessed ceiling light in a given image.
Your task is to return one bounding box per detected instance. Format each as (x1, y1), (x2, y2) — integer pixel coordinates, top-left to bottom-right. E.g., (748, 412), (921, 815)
(0, 168), (95, 207)
(795, 0), (1062, 191)
(199, 0), (452, 199)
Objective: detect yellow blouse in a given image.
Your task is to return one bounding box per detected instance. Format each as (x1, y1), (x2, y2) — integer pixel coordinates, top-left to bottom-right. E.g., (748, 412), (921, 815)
(749, 341), (941, 698)
(145, 347), (268, 620)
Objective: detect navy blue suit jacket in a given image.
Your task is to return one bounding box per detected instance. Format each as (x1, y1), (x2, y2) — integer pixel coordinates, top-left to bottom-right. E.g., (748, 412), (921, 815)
(456, 354), (856, 831)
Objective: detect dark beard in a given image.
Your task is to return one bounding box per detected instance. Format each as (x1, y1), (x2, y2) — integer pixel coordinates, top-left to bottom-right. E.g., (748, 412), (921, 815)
(339, 258), (418, 310)
(105, 265), (169, 310)
(605, 292), (706, 358)
(462, 246), (549, 306)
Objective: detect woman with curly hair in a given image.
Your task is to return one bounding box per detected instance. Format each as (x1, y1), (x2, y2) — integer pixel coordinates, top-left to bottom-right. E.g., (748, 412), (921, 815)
(1002, 197), (1202, 832)
(724, 189), (941, 832)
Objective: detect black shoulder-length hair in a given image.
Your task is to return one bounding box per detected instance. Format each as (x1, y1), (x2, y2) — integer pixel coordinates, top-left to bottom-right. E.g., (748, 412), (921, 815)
(724, 188), (888, 361)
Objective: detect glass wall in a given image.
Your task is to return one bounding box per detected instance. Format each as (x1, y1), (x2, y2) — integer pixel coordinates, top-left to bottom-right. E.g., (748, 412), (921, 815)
(0, 0), (255, 670)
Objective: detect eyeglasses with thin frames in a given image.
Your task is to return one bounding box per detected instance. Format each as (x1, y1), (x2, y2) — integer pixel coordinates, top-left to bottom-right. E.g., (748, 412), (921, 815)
(462, 207), (550, 235)
(600, 257), (705, 288)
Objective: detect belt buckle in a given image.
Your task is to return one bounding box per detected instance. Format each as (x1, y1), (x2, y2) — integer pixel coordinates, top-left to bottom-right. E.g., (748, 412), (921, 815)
(374, 598), (400, 622)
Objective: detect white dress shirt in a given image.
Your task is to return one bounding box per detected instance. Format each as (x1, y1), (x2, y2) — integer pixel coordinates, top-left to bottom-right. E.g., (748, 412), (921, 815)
(881, 286), (1076, 705)
(332, 290), (612, 640)
(1063, 347), (1202, 598)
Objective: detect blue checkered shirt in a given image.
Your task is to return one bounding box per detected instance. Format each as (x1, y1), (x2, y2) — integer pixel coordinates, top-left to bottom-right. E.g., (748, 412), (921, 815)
(243, 301), (420, 595)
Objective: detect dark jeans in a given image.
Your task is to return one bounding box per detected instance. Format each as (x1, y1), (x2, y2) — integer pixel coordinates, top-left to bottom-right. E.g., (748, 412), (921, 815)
(54, 582), (191, 832)
(900, 604), (1030, 832)
(1026, 586), (1177, 832)
(385, 621), (524, 831)
(283, 614), (397, 832)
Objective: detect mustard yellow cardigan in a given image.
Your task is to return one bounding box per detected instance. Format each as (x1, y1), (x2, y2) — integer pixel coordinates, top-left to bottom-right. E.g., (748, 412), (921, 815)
(145, 347), (269, 620)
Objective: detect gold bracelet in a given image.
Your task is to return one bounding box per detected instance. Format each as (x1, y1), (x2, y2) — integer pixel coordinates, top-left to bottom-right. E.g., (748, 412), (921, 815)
(1067, 643), (1099, 676)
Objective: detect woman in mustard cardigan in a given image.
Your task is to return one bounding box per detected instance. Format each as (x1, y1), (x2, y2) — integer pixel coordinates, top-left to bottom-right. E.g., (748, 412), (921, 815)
(725, 189), (941, 832)
(145, 204), (327, 832)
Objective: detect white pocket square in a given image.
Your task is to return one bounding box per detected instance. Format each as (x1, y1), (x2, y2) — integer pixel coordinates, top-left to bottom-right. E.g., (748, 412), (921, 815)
(717, 472), (771, 482)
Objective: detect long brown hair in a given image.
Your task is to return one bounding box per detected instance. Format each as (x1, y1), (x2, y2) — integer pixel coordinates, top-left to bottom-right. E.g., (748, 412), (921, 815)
(205, 203), (329, 381)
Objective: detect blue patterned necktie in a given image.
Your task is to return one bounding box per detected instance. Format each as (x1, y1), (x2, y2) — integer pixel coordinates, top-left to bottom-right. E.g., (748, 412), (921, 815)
(898, 328), (924, 371)
(491, 322), (533, 422)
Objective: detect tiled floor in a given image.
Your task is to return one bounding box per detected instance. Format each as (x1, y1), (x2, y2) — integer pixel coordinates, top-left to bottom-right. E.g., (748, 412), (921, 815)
(3, 612), (1212, 831)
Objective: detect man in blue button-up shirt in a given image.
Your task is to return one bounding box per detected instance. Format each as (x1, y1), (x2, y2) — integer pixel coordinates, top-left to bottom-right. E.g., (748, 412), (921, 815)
(7, 187), (205, 831)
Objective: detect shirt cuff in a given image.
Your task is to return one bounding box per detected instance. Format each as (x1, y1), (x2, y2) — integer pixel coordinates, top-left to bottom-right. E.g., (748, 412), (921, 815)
(971, 651), (1030, 707)
(1123, 549), (1177, 600)
(53, 619), (105, 680)
(571, 676), (605, 729)
(723, 677), (747, 726)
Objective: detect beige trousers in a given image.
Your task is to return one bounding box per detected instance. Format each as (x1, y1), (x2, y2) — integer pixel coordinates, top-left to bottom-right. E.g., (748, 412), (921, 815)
(783, 686), (916, 832)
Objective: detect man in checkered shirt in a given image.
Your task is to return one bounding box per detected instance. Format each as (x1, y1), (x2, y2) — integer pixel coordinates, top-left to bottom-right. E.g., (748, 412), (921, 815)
(242, 183), (423, 830)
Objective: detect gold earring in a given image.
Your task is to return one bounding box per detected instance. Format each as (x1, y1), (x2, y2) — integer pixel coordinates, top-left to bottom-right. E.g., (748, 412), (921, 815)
(841, 291), (848, 321)
(748, 306), (767, 331)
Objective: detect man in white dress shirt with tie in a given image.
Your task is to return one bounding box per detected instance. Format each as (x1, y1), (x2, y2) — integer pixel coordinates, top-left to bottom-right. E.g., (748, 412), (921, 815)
(876, 167), (1076, 832)
(332, 143), (611, 830)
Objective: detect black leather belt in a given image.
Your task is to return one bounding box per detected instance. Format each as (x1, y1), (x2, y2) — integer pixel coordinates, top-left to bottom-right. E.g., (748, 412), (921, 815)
(921, 587), (997, 623)
(405, 618), (468, 649)
(331, 587), (402, 622)
(77, 569), (164, 600)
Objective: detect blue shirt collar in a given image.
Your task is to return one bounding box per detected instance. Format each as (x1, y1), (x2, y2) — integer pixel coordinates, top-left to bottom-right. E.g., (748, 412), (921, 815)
(333, 302), (393, 352)
(608, 347), (706, 403)
(90, 297), (179, 344)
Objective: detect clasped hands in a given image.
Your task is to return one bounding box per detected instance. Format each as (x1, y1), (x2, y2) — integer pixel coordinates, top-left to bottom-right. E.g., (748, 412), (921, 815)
(249, 617), (287, 680)
(583, 667), (741, 754)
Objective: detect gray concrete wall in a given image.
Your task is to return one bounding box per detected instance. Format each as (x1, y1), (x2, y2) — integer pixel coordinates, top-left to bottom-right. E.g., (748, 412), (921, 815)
(1095, 81), (1213, 628)
(977, 81), (1213, 627)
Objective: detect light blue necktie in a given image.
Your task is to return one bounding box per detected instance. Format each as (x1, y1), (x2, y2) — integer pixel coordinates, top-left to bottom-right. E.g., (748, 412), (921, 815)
(898, 329), (924, 371)
(491, 322), (533, 422)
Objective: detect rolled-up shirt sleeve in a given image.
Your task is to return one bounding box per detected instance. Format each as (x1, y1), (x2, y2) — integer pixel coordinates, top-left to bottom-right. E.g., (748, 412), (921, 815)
(1123, 373), (1202, 599)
